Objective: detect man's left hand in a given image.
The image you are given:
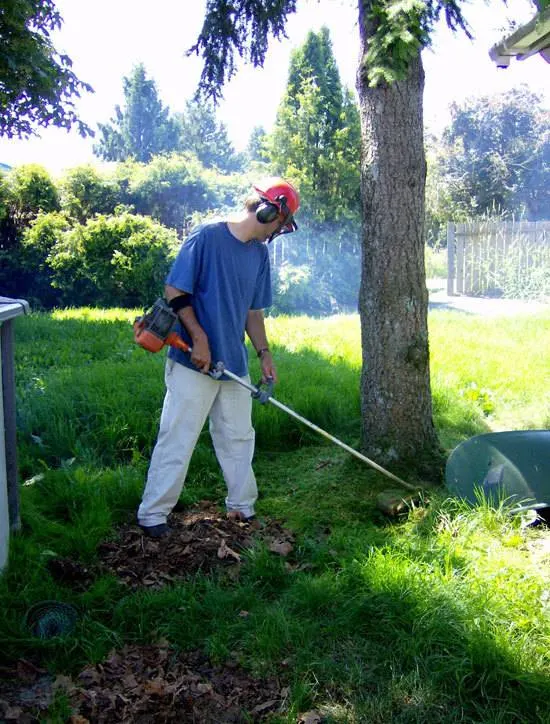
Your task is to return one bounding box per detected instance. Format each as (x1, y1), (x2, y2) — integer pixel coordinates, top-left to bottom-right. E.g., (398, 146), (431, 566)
(260, 351), (277, 384)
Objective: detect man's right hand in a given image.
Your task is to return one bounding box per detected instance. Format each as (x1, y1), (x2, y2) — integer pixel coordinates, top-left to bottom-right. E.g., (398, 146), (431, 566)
(190, 335), (211, 373)
(166, 285), (210, 373)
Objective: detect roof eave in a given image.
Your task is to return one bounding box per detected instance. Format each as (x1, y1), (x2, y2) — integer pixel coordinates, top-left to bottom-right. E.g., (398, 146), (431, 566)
(489, 6), (550, 67)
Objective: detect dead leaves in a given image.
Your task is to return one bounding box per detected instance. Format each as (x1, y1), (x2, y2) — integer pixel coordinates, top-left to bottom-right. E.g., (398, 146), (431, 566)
(0, 661), (54, 723)
(298, 711), (323, 724)
(1, 644), (287, 722)
(2, 504), (308, 720)
(12, 644), (287, 724)
(95, 501), (296, 590)
(41, 501), (298, 594)
(268, 539), (293, 557)
(45, 556), (94, 591)
(217, 538), (242, 562)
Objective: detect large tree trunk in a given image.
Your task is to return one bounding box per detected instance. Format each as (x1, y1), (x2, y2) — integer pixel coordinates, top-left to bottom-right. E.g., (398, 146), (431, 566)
(356, 6), (442, 477)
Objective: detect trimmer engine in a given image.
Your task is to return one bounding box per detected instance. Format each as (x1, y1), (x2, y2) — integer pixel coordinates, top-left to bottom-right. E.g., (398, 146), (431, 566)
(133, 298), (190, 353)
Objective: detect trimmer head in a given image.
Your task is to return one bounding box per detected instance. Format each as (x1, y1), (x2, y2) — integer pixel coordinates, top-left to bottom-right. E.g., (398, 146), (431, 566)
(376, 489), (424, 517)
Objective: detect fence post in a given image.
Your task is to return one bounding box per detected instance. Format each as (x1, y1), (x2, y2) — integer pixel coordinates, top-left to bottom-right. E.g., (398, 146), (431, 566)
(447, 222), (456, 295)
(456, 224), (465, 295)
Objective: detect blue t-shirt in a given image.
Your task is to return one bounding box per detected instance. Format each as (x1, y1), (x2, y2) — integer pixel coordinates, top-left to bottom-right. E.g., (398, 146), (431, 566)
(166, 221), (272, 377)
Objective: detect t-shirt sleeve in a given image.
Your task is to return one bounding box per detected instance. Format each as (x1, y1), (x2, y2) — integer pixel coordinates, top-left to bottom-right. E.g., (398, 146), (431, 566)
(250, 249), (272, 310)
(165, 226), (204, 293)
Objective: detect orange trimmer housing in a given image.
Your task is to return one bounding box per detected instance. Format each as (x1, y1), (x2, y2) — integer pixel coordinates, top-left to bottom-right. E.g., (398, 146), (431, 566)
(165, 332), (191, 353)
(133, 298), (191, 354)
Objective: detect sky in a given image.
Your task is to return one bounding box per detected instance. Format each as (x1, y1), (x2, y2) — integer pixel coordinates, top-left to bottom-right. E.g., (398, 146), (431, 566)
(0, 0), (548, 175)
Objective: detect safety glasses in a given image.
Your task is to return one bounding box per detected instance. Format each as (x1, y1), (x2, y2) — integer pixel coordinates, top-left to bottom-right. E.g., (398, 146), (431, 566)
(276, 196), (298, 235)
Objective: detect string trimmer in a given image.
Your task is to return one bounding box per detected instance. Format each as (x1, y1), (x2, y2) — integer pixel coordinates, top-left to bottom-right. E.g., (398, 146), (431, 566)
(133, 299), (423, 511)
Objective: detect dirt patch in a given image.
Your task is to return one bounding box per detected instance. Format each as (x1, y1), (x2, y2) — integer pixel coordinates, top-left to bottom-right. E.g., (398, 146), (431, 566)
(94, 501), (296, 589)
(0, 644), (287, 722)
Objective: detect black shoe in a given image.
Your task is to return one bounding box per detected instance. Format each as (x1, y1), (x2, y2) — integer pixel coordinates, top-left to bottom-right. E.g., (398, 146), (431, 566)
(226, 510), (255, 522)
(139, 523), (172, 538)
(226, 511), (261, 529)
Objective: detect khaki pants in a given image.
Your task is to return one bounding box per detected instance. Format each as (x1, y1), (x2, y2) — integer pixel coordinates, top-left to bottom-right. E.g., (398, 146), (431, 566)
(138, 359), (257, 526)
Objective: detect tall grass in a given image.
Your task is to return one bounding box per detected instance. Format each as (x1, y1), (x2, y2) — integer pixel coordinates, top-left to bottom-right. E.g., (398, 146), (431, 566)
(3, 307), (550, 722)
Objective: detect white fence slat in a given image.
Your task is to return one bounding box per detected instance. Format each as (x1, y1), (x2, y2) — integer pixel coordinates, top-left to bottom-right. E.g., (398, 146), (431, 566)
(447, 222), (456, 295)
(447, 220), (549, 297)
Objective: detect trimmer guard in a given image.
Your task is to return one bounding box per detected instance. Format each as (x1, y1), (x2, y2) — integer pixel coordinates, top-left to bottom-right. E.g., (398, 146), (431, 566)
(445, 430), (550, 512)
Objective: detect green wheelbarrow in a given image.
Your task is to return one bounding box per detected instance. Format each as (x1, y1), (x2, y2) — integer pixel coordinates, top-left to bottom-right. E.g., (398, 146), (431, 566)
(445, 430), (550, 515)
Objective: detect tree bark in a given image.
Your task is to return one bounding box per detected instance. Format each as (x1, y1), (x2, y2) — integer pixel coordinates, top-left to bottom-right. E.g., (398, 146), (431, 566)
(356, 4), (442, 477)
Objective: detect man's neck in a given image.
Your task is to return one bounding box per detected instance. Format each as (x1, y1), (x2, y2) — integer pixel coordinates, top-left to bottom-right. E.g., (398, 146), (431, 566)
(226, 214), (256, 243)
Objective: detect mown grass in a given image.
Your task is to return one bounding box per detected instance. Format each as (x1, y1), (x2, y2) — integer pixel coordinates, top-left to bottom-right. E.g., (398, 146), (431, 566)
(3, 307), (550, 722)
(429, 312), (550, 434)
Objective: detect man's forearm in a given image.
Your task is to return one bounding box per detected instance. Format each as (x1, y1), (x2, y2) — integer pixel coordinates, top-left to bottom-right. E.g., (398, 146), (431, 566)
(246, 309), (277, 382)
(165, 284), (210, 372)
(179, 306), (208, 344)
(245, 309), (269, 354)
(165, 284), (206, 343)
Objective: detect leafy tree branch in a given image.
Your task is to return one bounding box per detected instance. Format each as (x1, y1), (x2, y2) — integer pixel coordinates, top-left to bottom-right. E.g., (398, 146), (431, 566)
(0, 0), (93, 138)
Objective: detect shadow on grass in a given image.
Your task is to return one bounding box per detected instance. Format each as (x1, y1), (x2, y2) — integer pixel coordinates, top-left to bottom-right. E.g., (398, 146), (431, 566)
(2, 451), (548, 722)
(271, 557), (550, 722)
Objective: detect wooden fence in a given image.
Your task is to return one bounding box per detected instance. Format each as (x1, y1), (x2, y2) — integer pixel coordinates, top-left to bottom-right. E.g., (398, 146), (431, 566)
(447, 220), (550, 297)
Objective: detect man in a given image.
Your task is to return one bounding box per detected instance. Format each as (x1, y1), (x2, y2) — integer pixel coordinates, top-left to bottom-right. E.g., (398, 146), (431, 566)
(137, 177), (300, 537)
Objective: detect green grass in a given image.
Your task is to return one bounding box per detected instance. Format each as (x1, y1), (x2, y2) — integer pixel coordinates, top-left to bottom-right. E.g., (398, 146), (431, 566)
(425, 245), (448, 279)
(429, 311), (550, 436)
(3, 307), (550, 722)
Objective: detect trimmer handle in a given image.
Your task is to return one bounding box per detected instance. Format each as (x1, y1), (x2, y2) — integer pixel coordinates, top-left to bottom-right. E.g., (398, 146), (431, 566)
(165, 332), (191, 353)
(252, 377), (274, 404)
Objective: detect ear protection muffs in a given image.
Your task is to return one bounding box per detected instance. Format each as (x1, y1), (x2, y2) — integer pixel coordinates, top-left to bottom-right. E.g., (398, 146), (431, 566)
(256, 195), (289, 224)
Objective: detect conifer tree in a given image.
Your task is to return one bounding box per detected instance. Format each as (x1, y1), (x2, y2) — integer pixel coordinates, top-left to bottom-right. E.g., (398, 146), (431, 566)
(246, 126), (270, 164)
(189, 0), (472, 474)
(177, 99), (243, 172)
(267, 27), (360, 221)
(94, 64), (179, 163)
